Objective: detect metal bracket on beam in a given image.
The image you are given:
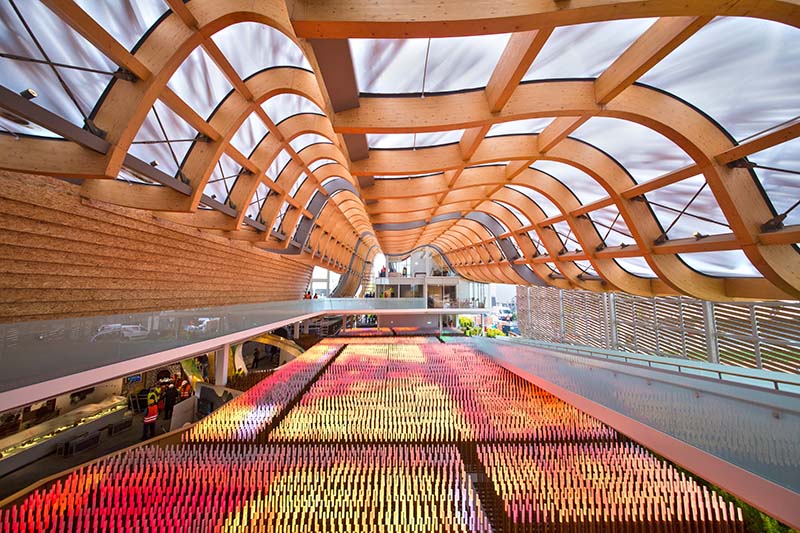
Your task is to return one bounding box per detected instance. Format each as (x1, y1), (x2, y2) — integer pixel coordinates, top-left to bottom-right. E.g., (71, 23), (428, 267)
(112, 68), (139, 82)
(760, 215), (786, 233)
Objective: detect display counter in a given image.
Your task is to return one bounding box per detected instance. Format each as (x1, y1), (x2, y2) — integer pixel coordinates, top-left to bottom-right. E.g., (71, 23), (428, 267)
(0, 396), (127, 476)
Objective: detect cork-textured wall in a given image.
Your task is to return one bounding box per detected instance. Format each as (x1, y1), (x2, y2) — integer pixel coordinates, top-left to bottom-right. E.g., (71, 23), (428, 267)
(0, 171), (313, 323)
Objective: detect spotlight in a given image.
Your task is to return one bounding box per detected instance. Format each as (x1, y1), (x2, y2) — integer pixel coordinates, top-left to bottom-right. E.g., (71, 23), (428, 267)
(692, 231), (706, 240)
(211, 194), (217, 199)
(149, 160), (159, 167)
(19, 88), (37, 100)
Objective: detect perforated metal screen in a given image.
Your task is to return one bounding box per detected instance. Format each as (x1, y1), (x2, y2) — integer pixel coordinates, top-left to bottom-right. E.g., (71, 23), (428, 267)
(517, 286), (800, 374)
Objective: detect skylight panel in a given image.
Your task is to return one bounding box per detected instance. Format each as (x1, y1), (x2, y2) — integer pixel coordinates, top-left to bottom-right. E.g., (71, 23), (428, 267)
(531, 161), (608, 203)
(487, 118), (554, 137)
(75, 0), (167, 51)
(167, 47), (233, 119)
(308, 158), (338, 172)
(524, 18), (656, 80)
(614, 257), (657, 278)
(245, 182), (270, 221)
(211, 23), (311, 80)
(680, 250), (762, 278)
(367, 130), (464, 149)
(230, 113), (269, 156)
(261, 93), (324, 125)
(203, 152), (242, 204)
(639, 17), (800, 141)
(589, 206), (634, 248)
(1, 0), (119, 126)
(0, 116), (61, 139)
(748, 136), (800, 226)
(267, 149), (293, 180)
(570, 117), (693, 182)
(290, 133), (332, 153)
(506, 185), (561, 218)
(129, 100), (197, 177)
(645, 175), (730, 239)
(350, 34), (511, 94)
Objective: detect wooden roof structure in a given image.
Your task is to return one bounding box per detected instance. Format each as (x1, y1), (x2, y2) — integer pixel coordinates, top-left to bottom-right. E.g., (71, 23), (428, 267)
(0, 0), (798, 301)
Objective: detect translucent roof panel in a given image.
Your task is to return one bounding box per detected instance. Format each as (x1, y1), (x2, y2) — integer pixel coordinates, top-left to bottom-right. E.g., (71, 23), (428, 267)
(350, 34), (511, 94)
(211, 23), (311, 81)
(290, 133), (332, 153)
(574, 260), (599, 277)
(289, 173), (307, 197)
(615, 256), (658, 278)
(571, 117), (694, 182)
(308, 158), (338, 172)
(506, 185), (561, 219)
(639, 17), (800, 141)
(261, 93), (325, 125)
(645, 174), (731, 239)
(245, 182), (270, 221)
(367, 130), (464, 149)
(129, 100), (197, 177)
(494, 200), (532, 227)
(487, 118), (554, 138)
(75, 0), (167, 51)
(229, 112), (269, 156)
(748, 136), (800, 226)
(530, 161), (608, 203)
(589, 205), (635, 248)
(203, 152), (242, 204)
(267, 149), (293, 180)
(551, 221), (580, 250)
(523, 18), (656, 81)
(680, 250), (762, 278)
(0, 116), (61, 139)
(0, 0), (118, 126)
(167, 47), (233, 119)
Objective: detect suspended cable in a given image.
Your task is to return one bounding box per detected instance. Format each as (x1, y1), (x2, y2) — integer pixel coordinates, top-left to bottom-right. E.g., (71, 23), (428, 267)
(736, 114), (800, 144)
(0, 53), (120, 76)
(151, 105), (183, 174)
(661, 181), (709, 237)
(420, 38), (431, 98)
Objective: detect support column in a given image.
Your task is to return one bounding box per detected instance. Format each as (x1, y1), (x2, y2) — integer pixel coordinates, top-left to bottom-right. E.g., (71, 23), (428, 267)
(303, 320), (310, 335)
(293, 322), (300, 340)
(702, 300), (720, 364)
(214, 343), (229, 386)
(558, 289), (566, 342)
(608, 293), (619, 351)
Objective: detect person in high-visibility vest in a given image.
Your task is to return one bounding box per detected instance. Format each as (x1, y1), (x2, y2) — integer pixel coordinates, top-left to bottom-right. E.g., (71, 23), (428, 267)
(179, 380), (192, 401)
(141, 399), (158, 441)
(153, 383), (164, 411)
(146, 387), (159, 408)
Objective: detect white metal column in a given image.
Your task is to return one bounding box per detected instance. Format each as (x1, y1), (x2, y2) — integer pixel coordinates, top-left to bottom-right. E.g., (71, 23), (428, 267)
(214, 343), (229, 386)
(608, 293), (619, 350)
(702, 301), (720, 364)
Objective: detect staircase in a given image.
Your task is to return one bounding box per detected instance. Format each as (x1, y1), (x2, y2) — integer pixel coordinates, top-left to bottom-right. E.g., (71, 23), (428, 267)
(358, 262), (375, 297)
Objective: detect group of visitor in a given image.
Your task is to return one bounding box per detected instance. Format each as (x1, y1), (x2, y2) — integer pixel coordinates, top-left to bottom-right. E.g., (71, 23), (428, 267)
(302, 291), (319, 299)
(142, 374), (193, 440)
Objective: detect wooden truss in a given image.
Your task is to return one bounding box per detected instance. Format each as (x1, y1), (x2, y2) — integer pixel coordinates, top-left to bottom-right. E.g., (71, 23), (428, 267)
(0, 0), (798, 300)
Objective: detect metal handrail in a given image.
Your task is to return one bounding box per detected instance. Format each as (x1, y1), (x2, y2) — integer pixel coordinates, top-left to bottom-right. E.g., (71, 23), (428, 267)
(507, 338), (800, 392)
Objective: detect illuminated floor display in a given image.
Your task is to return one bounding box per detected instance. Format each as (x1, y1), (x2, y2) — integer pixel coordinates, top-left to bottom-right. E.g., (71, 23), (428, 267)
(1, 339), (744, 532)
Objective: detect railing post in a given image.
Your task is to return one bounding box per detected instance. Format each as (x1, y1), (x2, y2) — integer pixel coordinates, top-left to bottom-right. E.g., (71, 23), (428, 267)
(749, 305), (762, 369)
(702, 301), (720, 364)
(608, 293), (619, 351)
(558, 289), (566, 342)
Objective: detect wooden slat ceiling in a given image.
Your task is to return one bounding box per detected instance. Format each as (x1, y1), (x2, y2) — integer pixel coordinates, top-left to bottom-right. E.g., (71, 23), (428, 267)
(0, 0), (798, 301)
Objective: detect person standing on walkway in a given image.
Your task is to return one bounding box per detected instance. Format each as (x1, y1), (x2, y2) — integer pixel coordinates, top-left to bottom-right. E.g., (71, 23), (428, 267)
(141, 399), (158, 440)
(163, 383), (179, 420)
(179, 379), (192, 401)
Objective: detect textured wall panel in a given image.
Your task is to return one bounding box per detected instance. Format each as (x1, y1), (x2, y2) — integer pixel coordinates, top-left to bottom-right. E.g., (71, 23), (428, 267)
(0, 172), (313, 322)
